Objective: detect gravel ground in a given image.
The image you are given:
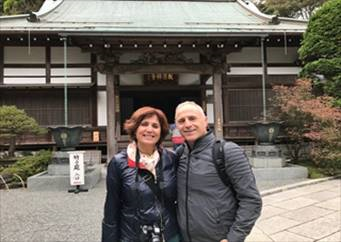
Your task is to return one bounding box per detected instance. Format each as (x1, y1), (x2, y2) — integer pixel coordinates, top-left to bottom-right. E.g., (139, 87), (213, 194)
(0, 169), (310, 242)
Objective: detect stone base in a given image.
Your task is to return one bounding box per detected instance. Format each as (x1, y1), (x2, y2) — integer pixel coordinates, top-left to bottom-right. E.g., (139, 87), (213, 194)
(27, 165), (102, 191)
(253, 164), (308, 181)
(250, 157), (286, 168)
(252, 145), (282, 157)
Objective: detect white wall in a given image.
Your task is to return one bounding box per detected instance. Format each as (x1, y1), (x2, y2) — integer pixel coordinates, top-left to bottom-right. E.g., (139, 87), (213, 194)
(50, 68), (91, 84)
(4, 77), (46, 84)
(97, 73), (106, 86)
(228, 67), (301, 75)
(97, 91), (107, 126)
(4, 68), (46, 84)
(120, 74), (144, 85)
(3, 46), (92, 85)
(51, 47), (90, 64)
(178, 74), (200, 85)
(4, 47), (45, 64)
(226, 47), (299, 64)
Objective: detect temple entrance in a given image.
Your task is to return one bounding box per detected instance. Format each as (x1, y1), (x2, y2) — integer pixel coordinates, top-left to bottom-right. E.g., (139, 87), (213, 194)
(120, 89), (201, 132)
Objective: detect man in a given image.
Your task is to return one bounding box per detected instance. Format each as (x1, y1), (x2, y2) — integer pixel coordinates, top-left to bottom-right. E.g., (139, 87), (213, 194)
(175, 101), (262, 242)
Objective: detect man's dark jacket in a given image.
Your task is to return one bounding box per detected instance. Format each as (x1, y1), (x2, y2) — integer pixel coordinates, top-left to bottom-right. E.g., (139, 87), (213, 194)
(102, 148), (179, 242)
(177, 131), (262, 242)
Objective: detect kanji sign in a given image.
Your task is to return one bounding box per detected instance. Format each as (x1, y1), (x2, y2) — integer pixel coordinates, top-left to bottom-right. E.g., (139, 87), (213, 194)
(69, 151), (85, 186)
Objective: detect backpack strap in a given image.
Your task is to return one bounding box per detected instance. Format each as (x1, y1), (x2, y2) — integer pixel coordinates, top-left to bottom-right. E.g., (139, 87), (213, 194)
(212, 139), (232, 188)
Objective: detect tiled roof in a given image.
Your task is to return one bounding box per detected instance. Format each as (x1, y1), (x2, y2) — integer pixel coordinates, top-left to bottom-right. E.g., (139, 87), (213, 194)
(0, 0), (307, 36)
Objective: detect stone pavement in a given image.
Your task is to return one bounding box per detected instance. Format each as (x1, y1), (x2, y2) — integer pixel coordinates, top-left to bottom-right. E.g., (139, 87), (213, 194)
(0, 168), (340, 242)
(247, 178), (341, 242)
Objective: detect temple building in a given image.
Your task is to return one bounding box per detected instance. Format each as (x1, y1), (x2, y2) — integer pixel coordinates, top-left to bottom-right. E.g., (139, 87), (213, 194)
(0, 0), (307, 159)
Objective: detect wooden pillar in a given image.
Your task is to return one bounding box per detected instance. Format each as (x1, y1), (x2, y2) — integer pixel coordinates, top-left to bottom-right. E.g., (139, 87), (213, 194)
(90, 54), (98, 126)
(45, 46), (51, 84)
(222, 74), (230, 124)
(213, 73), (224, 139)
(200, 75), (209, 114)
(261, 37), (268, 122)
(0, 45), (3, 84)
(106, 72), (117, 162)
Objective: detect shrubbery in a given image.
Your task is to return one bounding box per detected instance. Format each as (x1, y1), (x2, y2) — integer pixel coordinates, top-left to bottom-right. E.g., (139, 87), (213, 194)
(0, 150), (52, 187)
(299, 0), (341, 106)
(0, 105), (46, 157)
(271, 79), (341, 175)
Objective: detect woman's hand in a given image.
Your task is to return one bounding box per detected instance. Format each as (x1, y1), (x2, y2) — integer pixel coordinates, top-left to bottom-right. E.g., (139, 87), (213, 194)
(220, 240), (228, 242)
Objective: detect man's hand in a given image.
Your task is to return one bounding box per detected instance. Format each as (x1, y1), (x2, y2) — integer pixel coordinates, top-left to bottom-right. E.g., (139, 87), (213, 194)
(220, 240), (228, 242)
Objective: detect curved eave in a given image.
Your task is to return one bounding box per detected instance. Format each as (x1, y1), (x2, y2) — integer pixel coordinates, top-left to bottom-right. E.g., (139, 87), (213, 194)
(237, 0), (308, 24)
(0, 27), (305, 36)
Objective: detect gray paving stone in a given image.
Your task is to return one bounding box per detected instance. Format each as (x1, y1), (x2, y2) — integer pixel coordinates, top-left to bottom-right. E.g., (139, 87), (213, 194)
(271, 231), (314, 242)
(288, 216), (340, 240)
(280, 205), (334, 222)
(257, 216), (301, 235)
(272, 197), (318, 210)
(302, 190), (339, 202)
(258, 205), (287, 221)
(245, 226), (273, 242)
(317, 231), (341, 242)
(315, 197), (341, 211)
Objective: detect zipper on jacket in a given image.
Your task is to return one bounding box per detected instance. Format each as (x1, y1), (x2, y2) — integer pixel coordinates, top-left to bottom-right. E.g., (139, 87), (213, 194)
(185, 152), (192, 242)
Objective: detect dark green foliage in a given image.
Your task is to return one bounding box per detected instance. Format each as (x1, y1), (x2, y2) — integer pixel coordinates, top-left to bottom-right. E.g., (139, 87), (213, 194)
(0, 105), (47, 157)
(0, 150), (52, 185)
(257, 0), (326, 19)
(299, 0), (341, 104)
(298, 159), (341, 177)
(3, 0), (43, 15)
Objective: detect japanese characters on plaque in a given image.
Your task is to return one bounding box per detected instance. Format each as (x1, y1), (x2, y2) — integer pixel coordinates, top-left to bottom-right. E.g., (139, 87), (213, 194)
(69, 151), (85, 186)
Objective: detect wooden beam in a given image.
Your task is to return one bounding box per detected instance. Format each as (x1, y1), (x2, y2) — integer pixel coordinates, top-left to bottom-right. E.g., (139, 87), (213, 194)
(213, 73), (224, 139)
(261, 37), (268, 122)
(200, 76), (207, 113)
(0, 45), (3, 84)
(45, 46), (51, 84)
(91, 54), (98, 126)
(222, 75), (230, 124)
(97, 63), (221, 74)
(106, 72), (117, 162)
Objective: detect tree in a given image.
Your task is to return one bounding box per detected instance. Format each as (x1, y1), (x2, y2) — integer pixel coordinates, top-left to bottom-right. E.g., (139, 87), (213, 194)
(256, 0), (326, 19)
(299, 0), (341, 106)
(0, 105), (46, 157)
(271, 79), (341, 172)
(3, 0), (43, 15)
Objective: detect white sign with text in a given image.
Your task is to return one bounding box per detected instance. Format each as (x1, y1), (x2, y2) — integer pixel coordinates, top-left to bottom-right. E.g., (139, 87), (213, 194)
(69, 151), (85, 186)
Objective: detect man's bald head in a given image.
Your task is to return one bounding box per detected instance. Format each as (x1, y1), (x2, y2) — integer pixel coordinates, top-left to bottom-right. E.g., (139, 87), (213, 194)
(175, 101), (206, 120)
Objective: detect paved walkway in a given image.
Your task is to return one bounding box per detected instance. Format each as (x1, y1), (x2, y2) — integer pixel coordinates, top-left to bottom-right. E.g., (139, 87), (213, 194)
(247, 178), (341, 242)
(0, 175), (340, 242)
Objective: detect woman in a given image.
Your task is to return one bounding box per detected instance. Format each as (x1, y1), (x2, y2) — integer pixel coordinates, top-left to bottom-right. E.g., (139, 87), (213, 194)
(102, 106), (179, 242)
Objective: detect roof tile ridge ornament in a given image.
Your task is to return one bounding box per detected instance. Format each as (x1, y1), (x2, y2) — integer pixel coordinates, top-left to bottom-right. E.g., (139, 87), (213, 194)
(27, 11), (40, 22)
(238, 0), (308, 24)
(26, 0), (64, 23)
(237, 0), (280, 25)
(35, 0), (64, 18)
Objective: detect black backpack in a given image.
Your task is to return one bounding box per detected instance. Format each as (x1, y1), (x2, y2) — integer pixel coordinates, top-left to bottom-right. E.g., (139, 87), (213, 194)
(176, 139), (231, 188)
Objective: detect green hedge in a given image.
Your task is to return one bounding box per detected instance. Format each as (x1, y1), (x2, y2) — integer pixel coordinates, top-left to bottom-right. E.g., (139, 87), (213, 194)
(0, 150), (52, 185)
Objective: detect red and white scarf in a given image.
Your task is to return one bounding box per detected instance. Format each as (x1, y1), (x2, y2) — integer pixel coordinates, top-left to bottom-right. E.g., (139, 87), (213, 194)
(127, 141), (160, 178)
